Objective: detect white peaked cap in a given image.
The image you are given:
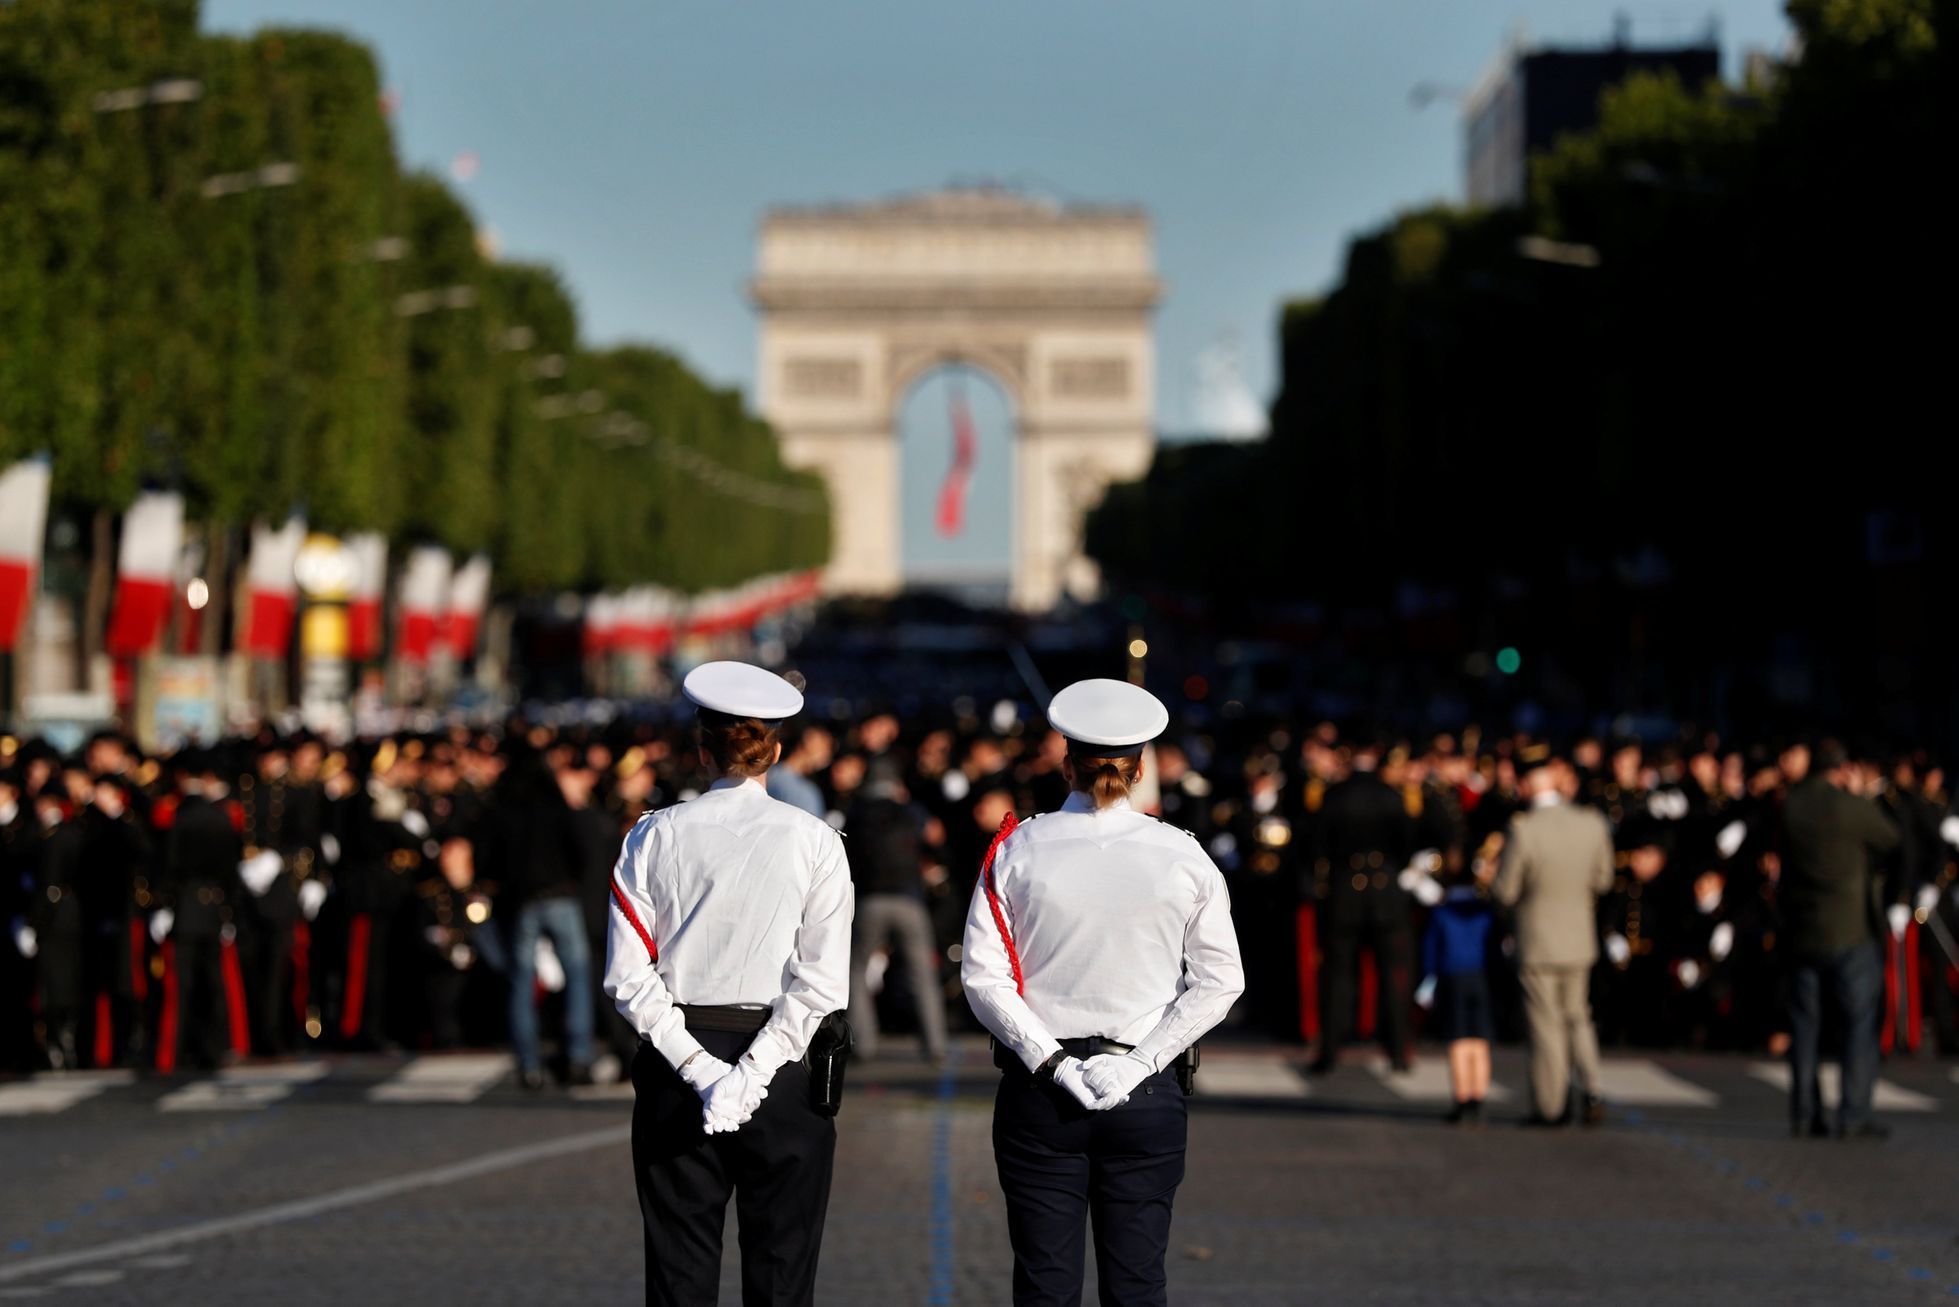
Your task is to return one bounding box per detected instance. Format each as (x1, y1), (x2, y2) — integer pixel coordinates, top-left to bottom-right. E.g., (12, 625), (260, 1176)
(682, 661), (804, 721)
(1047, 679), (1169, 756)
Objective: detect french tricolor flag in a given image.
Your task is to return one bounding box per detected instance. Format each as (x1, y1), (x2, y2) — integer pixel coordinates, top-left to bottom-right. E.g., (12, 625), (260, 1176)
(241, 517), (307, 659)
(345, 533), (388, 661)
(396, 546), (452, 664)
(0, 457), (51, 653)
(444, 554), (492, 660)
(105, 491), (184, 658)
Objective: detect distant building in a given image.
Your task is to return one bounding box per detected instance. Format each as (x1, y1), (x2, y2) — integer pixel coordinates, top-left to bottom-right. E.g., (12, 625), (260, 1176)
(1463, 24), (1722, 208)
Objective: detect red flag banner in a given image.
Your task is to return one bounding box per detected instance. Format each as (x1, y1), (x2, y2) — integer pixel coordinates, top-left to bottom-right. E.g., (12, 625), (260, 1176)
(106, 491), (184, 657)
(0, 457), (52, 652)
(935, 379), (978, 538)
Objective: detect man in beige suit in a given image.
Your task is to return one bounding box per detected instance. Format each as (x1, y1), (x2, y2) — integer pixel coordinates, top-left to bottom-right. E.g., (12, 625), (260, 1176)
(1493, 756), (1615, 1125)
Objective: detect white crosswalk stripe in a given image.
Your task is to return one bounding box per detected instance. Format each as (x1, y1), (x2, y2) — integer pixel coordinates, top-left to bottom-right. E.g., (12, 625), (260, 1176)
(1194, 1059), (1309, 1100)
(0, 1070), (134, 1116)
(1369, 1059), (1514, 1102)
(1747, 1062), (1938, 1112)
(1592, 1059), (1719, 1107)
(368, 1055), (511, 1104)
(158, 1062), (328, 1112)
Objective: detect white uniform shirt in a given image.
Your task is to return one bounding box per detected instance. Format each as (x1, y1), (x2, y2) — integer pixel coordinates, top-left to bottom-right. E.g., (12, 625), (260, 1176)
(962, 792), (1245, 1072)
(605, 776), (853, 1076)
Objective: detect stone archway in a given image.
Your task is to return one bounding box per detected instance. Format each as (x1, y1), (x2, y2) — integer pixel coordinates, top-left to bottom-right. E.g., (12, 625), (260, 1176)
(751, 188), (1159, 611)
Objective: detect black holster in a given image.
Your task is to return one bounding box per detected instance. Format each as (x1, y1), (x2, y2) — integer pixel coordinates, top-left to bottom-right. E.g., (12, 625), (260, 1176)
(808, 1011), (852, 1116)
(1175, 1041), (1200, 1096)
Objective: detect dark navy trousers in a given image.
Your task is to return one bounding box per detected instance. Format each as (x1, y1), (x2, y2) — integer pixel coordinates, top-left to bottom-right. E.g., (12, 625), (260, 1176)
(993, 1066), (1188, 1307)
(1788, 941), (1883, 1134)
(631, 1033), (835, 1307)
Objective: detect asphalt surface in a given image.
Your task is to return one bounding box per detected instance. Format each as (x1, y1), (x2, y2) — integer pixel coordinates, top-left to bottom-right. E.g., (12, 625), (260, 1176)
(2, 1039), (1957, 1305)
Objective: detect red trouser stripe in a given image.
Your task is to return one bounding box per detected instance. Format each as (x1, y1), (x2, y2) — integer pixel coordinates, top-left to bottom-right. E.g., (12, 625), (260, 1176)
(221, 936), (251, 1055)
(291, 922), (311, 1029)
(1296, 904), (1320, 1044)
(155, 941), (179, 1074)
(94, 993), (114, 1068)
(340, 914), (372, 1041)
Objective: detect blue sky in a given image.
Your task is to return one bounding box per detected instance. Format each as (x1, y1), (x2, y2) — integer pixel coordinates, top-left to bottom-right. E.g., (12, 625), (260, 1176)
(203, 0), (1793, 576)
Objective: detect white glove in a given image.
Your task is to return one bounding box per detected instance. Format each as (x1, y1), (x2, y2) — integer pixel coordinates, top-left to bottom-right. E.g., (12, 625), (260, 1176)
(400, 809), (430, 838)
(1887, 904), (1910, 940)
(1916, 884), (1940, 914)
(1079, 1052), (1151, 1109)
(149, 909), (175, 944)
(678, 1052), (734, 1096)
(1709, 922), (1735, 961)
(1604, 933), (1631, 967)
(1715, 819), (1747, 861)
(238, 850), (284, 897)
(1940, 815), (1959, 849)
(1414, 976), (1438, 1010)
(11, 919), (36, 959)
(1051, 1056), (1103, 1110)
(320, 832), (342, 866)
(702, 1059), (771, 1134)
(1676, 958), (1703, 989)
(298, 878), (328, 921)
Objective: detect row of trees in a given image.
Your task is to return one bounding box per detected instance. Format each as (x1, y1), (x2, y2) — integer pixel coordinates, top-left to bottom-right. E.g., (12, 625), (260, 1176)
(0, 0), (828, 658)
(1087, 0), (1950, 740)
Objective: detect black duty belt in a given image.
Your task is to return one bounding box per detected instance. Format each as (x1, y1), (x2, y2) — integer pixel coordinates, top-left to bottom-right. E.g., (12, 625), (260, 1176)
(677, 1003), (770, 1035)
(992, 1035), (1132, 1074)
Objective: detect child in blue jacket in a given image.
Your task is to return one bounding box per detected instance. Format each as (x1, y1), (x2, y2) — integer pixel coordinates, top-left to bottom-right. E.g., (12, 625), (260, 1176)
(1419, 877), (1497, 1124)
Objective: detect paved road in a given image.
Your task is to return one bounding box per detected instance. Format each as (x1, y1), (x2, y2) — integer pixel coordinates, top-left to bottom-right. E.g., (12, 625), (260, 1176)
(2, 1040), (1956, 1304)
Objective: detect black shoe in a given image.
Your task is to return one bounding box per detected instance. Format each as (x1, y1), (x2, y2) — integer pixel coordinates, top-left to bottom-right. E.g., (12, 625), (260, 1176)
(1389, 1058), (1413, 1075)
(518, 1067), (547, 1092)
(1791, 1119), (1831, 1139)
(1520, 1112), (1567, 1128)
(1581, 1095), (1607, 1127)
(1306, 1056), (1338, 1076)
(566, 1061), (595, 1087)
(1841, 1123), (1890, 1142)
(1445, 1101), (1469, 1125)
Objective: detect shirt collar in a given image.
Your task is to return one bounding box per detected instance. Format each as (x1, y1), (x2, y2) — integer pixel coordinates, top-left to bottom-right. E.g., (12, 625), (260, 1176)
(1531, 791), (1564, 809)
(709, 775), (766, 795)
(1060, 791), (1132, 815)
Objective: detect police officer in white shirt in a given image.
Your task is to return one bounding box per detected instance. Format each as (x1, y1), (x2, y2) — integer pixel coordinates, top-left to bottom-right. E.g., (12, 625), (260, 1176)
(605, 661), (854, 1307)
(962, 679), (1246, 1307)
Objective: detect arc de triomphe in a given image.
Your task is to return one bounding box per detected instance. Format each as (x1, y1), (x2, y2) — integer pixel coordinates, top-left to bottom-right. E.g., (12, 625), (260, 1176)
(751, 189), (1160, 610)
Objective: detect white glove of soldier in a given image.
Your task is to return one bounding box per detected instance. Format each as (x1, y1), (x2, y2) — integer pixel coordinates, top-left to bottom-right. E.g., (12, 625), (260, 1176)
(10, 919), (35, 960)
(1886, 904), (1910, 940)
(1079, 1052), (1151, 1110)
(1940, 815), (1959, 850)
(1414, 976), (1438, 1010)
(1604, 933), (1632, 967)
(702, 1058), (771, 1134)
(149, 908), (175, 944)
(1709, 922), (1735, 962)
(238, 849), (283, 897)
(1917, 884), (1941, 914)
(297, 878), (328, 921)
(1051, 1056), (1104, 1110)
(1676, 958), (1703, 989)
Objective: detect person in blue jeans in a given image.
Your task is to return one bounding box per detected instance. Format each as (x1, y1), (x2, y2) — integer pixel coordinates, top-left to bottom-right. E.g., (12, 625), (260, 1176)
(480, 748), (596, 1089)
(1418, 874), (1497, 1126)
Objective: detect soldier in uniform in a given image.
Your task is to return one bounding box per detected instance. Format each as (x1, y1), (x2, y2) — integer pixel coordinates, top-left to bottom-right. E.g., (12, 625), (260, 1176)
(606, 663), (853, 1307)
(157, 750), (247, 1073)
(236, 736), (325, 1056)
(964, 678), (1243, 1307)
(76, 772), (152, 1067)
(25, 768), (86, 1068)
(1309, 738), (1418, 1072)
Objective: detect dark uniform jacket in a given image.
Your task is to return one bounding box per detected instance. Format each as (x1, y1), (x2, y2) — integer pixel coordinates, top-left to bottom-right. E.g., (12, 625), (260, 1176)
(162, 794), (246, 942)
(1778, 775), (1899, 963)
(1313, 771), (1417, 925)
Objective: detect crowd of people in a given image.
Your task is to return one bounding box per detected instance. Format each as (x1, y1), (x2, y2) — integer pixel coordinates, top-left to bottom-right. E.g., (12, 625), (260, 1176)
(4, 705), (1956, 1082)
